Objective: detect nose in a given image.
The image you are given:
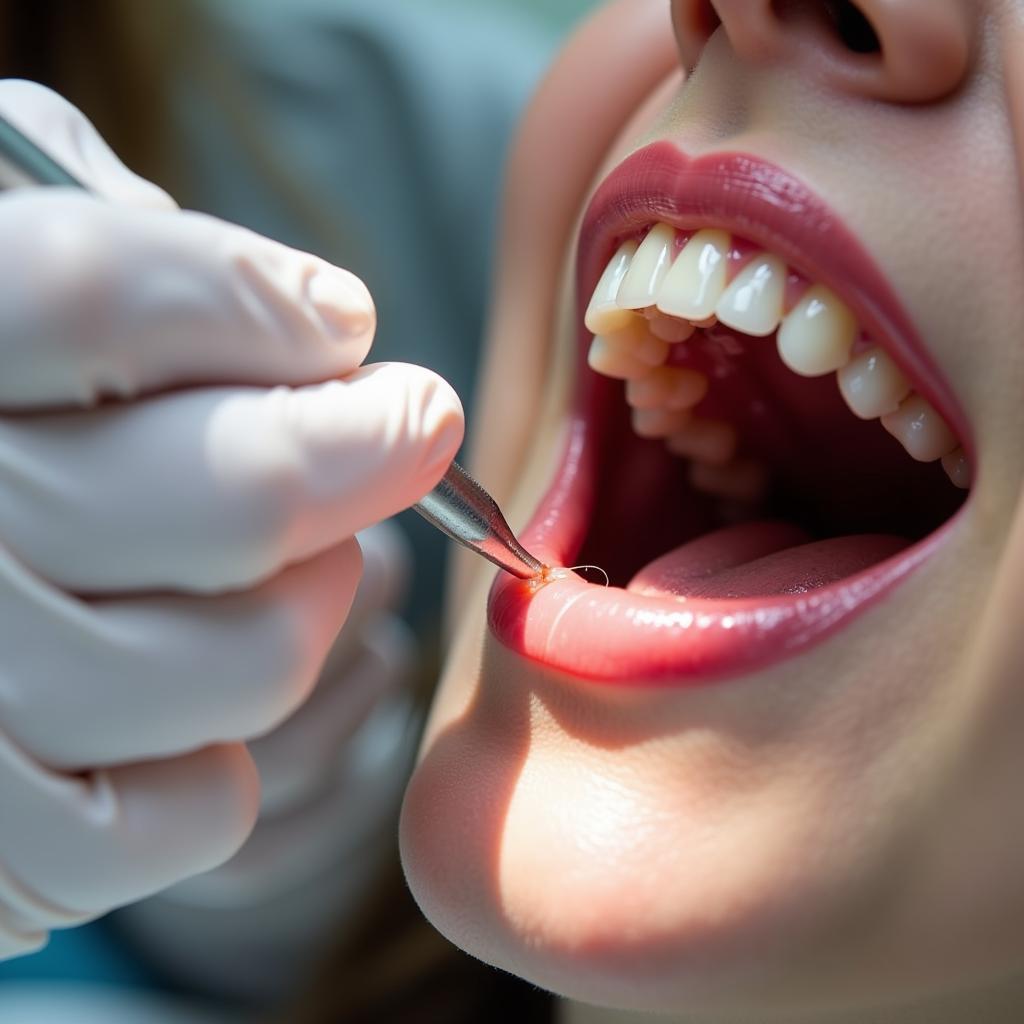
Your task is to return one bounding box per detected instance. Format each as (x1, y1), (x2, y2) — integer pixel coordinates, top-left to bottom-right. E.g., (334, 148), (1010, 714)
(672, 0), (973, 103)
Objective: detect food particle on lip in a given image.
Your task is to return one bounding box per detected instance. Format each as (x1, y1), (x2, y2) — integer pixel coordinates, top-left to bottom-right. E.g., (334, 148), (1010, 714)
(524, 563), (609, 592)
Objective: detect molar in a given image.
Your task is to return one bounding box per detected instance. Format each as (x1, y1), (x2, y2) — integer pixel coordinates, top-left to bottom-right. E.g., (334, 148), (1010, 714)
(715, 253), (786, 337)
(880, 393), (958, 462)
(585, 239), (639, 335)
(941, 448), (971, 489)
(616, 223), (676, 310)
(656, 228), (729, 323)
(837, 345), (910, 418)
(777, 284), (858, 377)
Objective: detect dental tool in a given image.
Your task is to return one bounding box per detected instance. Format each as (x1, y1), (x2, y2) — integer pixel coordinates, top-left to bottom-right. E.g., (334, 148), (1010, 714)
(414, 460), (545, 580)
(0, 112), (84, 189)
(0, 113), (546, 580)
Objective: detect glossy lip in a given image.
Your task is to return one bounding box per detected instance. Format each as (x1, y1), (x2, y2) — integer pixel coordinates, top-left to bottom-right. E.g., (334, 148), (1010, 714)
(487, 142), (970, 685)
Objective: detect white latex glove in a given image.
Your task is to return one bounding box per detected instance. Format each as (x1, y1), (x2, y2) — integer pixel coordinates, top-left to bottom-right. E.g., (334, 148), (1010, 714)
(0, 81), (464, 959)
(110, 520), (422, 1001)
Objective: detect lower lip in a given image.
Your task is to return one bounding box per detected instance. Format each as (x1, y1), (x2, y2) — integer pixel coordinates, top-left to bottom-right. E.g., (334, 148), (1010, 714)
(487, 415), (958, 685)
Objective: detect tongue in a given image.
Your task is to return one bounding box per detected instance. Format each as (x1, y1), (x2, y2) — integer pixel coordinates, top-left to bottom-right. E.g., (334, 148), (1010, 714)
(626, 521), (910, 599)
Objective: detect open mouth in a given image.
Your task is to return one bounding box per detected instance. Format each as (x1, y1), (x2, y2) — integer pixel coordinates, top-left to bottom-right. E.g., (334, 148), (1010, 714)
(488, 143), (971, 684)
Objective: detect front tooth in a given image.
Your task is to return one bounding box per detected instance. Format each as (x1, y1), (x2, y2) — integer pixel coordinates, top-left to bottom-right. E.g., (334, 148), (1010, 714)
(880, 393), (958, 462)
(587, 321), (669, 379)
(656, 228), (730, 322)
(616, 223), (676, 310)
(715, 253), (786, 337)
(625, 366), (708, 411)
(665, 417), (737, 465)
(837, 346), (910, 418)
(941, 448), (971, 489)
(777, 285), (858, 376)
(585, 240), (639, 334)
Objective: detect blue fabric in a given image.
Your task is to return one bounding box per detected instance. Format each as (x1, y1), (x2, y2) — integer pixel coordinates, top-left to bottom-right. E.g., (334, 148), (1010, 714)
(0, 922), (154, 988)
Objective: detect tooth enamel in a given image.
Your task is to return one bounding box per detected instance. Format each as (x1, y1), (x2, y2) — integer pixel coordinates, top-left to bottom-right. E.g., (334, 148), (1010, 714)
(631, 407), (693, 439)
(607, 226), (962, 480)
(646, 310), (696, 343)
(625, 366), (709, 411)
(656, 228), (730, 322)
(624, 319), (671, 366)
(837, 345), (911, 419)
(587, 321), (669, 379)
(587, 336), (652, 380)
(665, 417), (737, 465)
(776, 284), (858, 377)
(880, 393), (958, 462)
(690, 458), (768, 502)
(585, 240), (640, 334)
(616, 223), (676, 310)
(941, 447), (971, 489)
(715, 253), (787, 337)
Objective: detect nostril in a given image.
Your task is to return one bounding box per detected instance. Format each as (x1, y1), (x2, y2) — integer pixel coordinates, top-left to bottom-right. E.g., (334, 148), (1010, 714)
(821, 0), (880, 54)
(772, 0), (881, 55)
(695, 0), (722, 36)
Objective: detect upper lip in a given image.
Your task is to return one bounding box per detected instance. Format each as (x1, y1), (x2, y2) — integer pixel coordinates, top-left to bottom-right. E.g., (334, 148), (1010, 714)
(485, 142), (969, 685)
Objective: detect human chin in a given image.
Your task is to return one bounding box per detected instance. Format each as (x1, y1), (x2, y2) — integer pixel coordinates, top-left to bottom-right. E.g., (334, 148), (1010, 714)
(401, 22), (1023, 1024)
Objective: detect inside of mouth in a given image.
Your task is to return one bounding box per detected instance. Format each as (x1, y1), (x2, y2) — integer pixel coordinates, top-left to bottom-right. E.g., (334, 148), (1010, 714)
(574, 226), (968, 599)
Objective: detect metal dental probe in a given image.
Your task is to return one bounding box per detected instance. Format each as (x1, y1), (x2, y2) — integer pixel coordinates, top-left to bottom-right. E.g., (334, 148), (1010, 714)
(0, 113), (546, 581)
(413, 460), (545, 580)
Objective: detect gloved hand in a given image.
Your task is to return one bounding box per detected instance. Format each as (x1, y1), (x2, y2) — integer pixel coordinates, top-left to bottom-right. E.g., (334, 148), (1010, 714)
(110, 519), (423, 1000)
(0, 80), (463, 960)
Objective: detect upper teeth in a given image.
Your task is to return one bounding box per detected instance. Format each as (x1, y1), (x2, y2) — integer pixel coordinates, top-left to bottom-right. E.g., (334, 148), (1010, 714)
(777, 284), (858, 375)
(617, 223), (676, 310)
(657, 228), (729, 323)
(717, 253), (787, 337)
(584, 222), (968, 494)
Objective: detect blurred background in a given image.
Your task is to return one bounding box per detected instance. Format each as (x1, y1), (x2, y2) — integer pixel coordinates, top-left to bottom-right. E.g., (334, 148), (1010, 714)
(0, 0), (598, 634)
(0, 1), (601, 1021)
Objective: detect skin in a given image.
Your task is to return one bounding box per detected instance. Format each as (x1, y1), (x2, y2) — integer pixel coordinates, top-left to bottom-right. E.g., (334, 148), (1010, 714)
(400, 1), (1024, 1020)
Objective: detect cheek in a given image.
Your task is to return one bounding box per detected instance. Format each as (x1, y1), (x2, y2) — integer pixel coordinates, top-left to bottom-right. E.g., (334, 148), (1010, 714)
(401, 640), (919, 1012)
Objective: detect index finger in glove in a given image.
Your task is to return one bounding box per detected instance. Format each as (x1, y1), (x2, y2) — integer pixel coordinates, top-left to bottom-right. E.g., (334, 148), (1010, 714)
(0, 191), (378, 410)
(0, 363), (464, 594)
(0, 79), (175, 209)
